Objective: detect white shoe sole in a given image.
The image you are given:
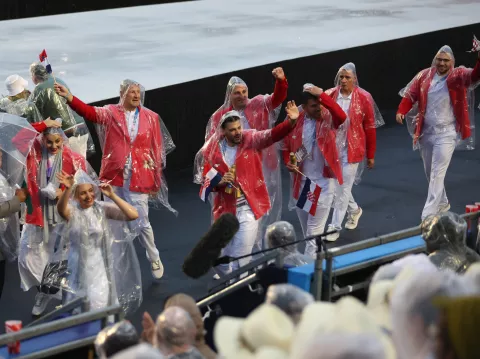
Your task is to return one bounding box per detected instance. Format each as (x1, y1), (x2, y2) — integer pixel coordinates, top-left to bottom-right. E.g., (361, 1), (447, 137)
(345, 208), (363, 230)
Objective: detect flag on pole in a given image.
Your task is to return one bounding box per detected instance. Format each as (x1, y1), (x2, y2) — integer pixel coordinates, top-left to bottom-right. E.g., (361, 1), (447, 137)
(467, 35), (480, 53)
(296, 177), (322, 216)
(39, 49), (48, 62)
(199, 167), (223, 202)
(38, 49), (53, 73)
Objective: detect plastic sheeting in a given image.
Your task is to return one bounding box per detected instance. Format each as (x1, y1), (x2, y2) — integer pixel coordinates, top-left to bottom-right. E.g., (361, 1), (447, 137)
(264, 221), (312, 267)
(281, 88), (343, 211)
(29, 66), (96, 157)
(264, 284), (314, 324)
(92, 80), (176, 214)
(0, 97), (43, 124)
(421, 212), (477, 273)
(0, 173), (20, 261)
(398, 46), (479, 151)
(202, 74), (286, 250)
(0, 113), (38, 187)
(296, 333), (386, 359)
(327, 62), (384, 185)
(95, 320), (139, 359)
(43, 169), (142, 314)
(155, 306), (202, 358)
(390, 269), (474, 359)
(194, 110), (292, 222)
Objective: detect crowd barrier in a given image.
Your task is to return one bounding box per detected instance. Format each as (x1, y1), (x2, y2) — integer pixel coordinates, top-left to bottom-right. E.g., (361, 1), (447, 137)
(0, 302), (122, 359)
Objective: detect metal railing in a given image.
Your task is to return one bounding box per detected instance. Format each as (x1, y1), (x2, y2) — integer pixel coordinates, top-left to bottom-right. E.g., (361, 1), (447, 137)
(313, 211), (480, 301)
(0, 304), (122, 359)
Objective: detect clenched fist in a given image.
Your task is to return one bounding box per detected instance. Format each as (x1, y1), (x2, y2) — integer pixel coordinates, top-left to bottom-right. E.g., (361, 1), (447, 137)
(272, 67), (286, 81)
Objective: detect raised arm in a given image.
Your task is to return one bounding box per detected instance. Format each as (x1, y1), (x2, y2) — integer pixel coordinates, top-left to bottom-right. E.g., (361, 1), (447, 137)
(269, 67), (289, 110)
(56, 171), (74, 221)
(319, 92), (347, 128)
(250, 101), (298, 150)
(99, 184), (139, 221)
(54, 84), (101, 124)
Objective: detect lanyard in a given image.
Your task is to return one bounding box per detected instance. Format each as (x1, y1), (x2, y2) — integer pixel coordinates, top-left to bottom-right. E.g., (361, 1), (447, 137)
(128, 108), (139, 140)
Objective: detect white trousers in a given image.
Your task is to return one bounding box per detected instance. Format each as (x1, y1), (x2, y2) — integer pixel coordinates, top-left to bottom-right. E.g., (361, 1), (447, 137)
(296, 177), (335, 258)
(330, 161), (360, 229)
(216, 207), (259, 276)
(108, 183), (160, 262)
(419, 133), (456, 220)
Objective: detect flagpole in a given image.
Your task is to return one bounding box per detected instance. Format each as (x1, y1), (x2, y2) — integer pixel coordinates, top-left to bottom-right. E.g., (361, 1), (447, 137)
(295, 168), (307, 178)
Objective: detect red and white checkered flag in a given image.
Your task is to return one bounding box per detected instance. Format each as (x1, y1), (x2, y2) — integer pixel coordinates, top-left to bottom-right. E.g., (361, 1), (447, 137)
(468, 34), (480, 53)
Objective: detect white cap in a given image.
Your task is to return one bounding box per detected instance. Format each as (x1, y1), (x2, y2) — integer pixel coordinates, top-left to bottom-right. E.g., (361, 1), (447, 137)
(5, 75), (28, 97)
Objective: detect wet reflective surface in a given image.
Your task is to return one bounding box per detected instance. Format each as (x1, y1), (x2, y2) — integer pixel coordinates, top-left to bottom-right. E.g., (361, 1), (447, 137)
(0, 0), (478, 103)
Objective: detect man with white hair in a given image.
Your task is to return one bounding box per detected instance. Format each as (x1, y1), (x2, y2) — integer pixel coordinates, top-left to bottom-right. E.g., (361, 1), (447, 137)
(396, 47), (480, 220)
(323, 63), (382, 241)
(54, 79), (176, 279)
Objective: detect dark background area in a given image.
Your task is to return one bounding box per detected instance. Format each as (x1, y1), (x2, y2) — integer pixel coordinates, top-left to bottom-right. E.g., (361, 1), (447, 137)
(1, 0), (195, 21)
(84, 22), (480, 174)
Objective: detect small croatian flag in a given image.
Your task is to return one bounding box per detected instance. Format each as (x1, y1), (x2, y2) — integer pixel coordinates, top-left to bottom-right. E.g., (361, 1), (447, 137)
(468, 35), (480, 53)
(38, 49), (52, 73)
(296, 177), (322, 216)
(199, 167), (222, 202)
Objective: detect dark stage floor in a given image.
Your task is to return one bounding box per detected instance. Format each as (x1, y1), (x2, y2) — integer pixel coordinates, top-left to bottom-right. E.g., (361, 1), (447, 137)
(1, 114), (479, 332)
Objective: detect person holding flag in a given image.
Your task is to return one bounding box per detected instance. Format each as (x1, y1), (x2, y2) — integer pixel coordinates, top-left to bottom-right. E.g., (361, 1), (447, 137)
(396, 45), (480, 220)
(54, 79), (176, 280)
(29, 50), (95, 158)
(194, 102), (298, 276)
(202, 68), (288, 254)
(282, 84), (346, 258)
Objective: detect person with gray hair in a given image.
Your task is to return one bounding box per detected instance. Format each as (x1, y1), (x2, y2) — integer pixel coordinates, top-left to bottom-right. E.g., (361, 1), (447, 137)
(54, 79), (176, 279)
(155, 306), (206, 359)
(28, 63), (95, 158)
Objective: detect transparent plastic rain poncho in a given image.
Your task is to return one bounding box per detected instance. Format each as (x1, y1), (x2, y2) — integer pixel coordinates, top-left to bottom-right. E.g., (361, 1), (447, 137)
(265, 221), (312, 267)
(194, 111), (290, 222)
(390, 269), (474, 359)
(0, 114), (38, 261)
(282, 87), (343, 211)
(154, 306), (204, 359)
(44, 169), (143, 314)
(94, 320), (139, 359)
(202, 76), (285, 247)
(326, 63), (384, 185)
(110, 343), (165, 359)
(296, 333), (386, 359)
(0, 95), (43, 124)
(92, 80), (176, 214)
(264, 283), (314, 324)
(29, 64), (96, 157)
(398, 46), (480, 151)
(421, 212), (479, 273)
(371, 253), (438, 283)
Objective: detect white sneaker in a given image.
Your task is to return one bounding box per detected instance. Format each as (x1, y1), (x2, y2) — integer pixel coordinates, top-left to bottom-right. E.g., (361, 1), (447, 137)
(32, 292), (51, 316)
(345, 207), (363, 230)
(325, 224), (340, 242)
(151, 259), (164, 279)
(438, 203), (451, 213)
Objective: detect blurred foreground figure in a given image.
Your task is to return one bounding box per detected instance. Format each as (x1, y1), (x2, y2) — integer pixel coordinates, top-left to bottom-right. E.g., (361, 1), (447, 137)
(421, 211), (480, 273)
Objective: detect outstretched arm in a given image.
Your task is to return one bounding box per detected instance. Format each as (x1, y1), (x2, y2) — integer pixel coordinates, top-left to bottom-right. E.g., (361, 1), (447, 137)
(54, 84), (101, 124)
(304, 86), (346, 128)
(251, 101), (298, 150)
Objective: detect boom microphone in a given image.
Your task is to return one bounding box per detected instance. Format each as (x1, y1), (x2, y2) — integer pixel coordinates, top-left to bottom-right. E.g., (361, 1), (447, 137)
(182, 213), (240, 279)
